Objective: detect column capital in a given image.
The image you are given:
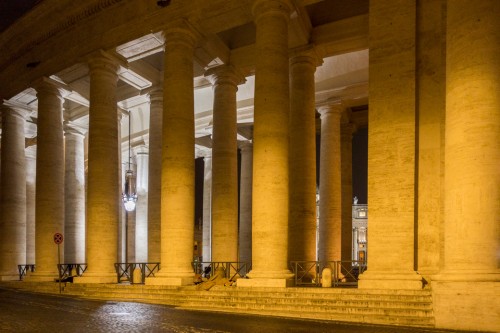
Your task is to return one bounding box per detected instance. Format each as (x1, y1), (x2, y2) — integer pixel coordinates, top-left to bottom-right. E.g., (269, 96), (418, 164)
(195, 146), (212, 159)
(63, 120), (86, 137)
(162, 19), (199, 50)
(1, 103), (31, 120)
(133, 143), (148, 156)
(318, 101), (344, 118)
(238, 140), (253, 151)
(87, 50), (123, 78)
(252, 0), (294, 22)
(289, 45), (324, 67)
(147, 87), (163, 104)
(25, 145), (37, 159)
(205, 65), (246, 87)
(32, 77), (68, 101)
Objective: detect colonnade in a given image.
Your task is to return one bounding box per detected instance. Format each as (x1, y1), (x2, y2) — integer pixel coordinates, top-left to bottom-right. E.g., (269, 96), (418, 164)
(0, 1), (497, 306)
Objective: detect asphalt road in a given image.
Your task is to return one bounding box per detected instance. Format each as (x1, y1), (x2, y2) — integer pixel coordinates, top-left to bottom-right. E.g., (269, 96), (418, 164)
(0, 287), (475, 333)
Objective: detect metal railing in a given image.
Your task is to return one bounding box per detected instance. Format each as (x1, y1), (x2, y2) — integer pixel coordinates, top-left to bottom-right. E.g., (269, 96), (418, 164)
(192, 261), (251, 281)
(290, 260), (367, 287)
(114, 262), (160, 284)
(18, 264), (35, 281)
(57, 263), (87, 279)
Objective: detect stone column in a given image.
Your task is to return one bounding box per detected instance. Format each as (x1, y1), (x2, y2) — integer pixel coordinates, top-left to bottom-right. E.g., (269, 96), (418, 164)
(201, 153), (212, 262)
(0, 106), (28, 280)
(238, 141), (253, 264)
(317, 103), (343, 263)
(63, 121), (86, 264)
(147, 88), (163, 263)
(432, 1), (499, 331)
(358, 0), (421, 290)
(416, 0), (445, 279)
(288, 49), (319, 263)
(205, 65), (245, 262)
(341, 122), (354, 263)
(25, 145), (36, 265)
(239, 0), (294, 288)
(74, 51), (120, 283)
(134, 144), (148, 262)
(27, 79), (65, 281)
(146, 22), (197, 286)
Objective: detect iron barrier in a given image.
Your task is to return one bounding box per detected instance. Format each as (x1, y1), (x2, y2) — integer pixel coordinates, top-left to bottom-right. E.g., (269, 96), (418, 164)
(17, 264), (35, 281)
(192, 261), (251, 281)
(114, 262), (160, 284)
(57, 263), (87, 280)
(289, 260), (367, 287)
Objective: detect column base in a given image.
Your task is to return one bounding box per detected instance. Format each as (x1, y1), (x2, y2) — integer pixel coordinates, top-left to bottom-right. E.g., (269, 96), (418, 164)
(145, 276), (194, 286)
(0, 274), (20, 281)
(238, 269), (295, 288)
(145, 270), (195, 286)
(358, 271), (423, 290)
(237, 277), (295, 288)
(431, 271), (499, 332)
(24, 272), (59, 282)
(73, 272), (117, 284)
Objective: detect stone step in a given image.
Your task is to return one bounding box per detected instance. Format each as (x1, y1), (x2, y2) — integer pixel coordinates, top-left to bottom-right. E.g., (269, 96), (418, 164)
(180, 306), (435, 327)
(0, 281), (435, 328)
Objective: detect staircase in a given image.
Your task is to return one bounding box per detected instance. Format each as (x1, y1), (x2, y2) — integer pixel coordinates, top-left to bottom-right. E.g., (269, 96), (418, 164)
(0, 281), (434, 328)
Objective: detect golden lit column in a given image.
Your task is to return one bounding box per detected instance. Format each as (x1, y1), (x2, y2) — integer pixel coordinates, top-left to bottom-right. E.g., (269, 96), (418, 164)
(432, 2), (500, 331)
(239, 0), (294, 288)
(63, 121), (86, 264)
(201, 151), (212, 262)
(147, 88), (162, 263)
(0, 106), (28, 280)
(74, 51), (120, 283)
(416, 0), (445, 278)
(27, 80), (65, 281)
(288, 49), (319, 263)
(134, 144), (148, 262)
(238, 141), (253, 264)
(358, 0), (421, 290)
(341, 122), (354, 263)
(317, 103), (343, 263)
(25, 145), (36, 265)
(205, 65), (245, 263)
(146, 22), (197, 286)
(198, 151), (212, 262)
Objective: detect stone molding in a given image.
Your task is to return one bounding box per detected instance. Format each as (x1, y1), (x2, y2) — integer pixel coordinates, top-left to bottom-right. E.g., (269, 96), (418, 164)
(204, 65), (246, 88)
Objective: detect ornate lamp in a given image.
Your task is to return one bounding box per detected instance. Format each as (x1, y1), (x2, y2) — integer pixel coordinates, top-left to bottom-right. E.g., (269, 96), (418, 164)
(122, 110), (137, 212)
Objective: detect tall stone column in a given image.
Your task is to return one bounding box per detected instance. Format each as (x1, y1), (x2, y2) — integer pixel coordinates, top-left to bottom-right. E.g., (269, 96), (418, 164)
(416, 0), (445, 279)
(433, 1), (500, 331)
(134, 144), (148, 262)
(238, 141), (253, 264)
(27, 79), (65, 281)
(147, 88), (162, 263)
(358, 0), (421, 290)
(239, 0), (294, 288)
(205, 65), (245, 262)
(341, 122), (354, 263)
(288, 49), (319, 263)
(25, 145), (36, 265)
(146, 22), (197, 286)
(317, 103), (343, 263)
(0, 106), (28, 280)
(74, 51), (120, 283)
(201, 153), (212, 262)
(63, 121), (86, 264)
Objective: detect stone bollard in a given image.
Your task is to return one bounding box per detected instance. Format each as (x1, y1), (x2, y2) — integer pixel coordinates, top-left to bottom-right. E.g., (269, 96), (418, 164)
(322, 267), (332, 288)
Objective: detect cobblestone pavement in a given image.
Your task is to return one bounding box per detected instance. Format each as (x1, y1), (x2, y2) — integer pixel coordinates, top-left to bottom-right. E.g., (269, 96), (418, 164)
(0, 287), (479, 333)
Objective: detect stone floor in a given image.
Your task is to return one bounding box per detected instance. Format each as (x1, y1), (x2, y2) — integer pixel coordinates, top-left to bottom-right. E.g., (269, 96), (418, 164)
(0, 286), (481, 333)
